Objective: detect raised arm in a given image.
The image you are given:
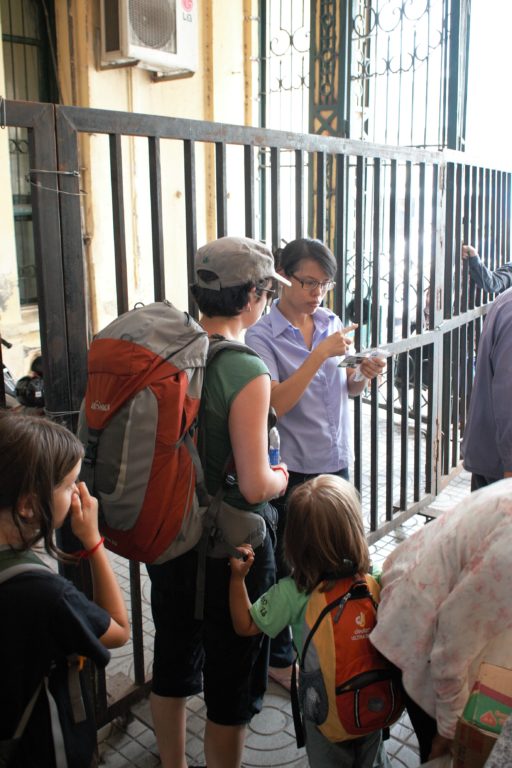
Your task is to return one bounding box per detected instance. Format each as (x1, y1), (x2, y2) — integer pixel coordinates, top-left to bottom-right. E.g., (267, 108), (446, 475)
(268, 328), (356, 417)
(462, 244), (512, 294)
(229, 546), (262, 636)
(70, 483), (130, 648)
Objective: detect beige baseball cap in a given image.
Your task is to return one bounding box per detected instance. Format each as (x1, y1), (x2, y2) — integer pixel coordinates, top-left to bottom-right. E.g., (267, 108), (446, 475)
(193, 236), (291, 290)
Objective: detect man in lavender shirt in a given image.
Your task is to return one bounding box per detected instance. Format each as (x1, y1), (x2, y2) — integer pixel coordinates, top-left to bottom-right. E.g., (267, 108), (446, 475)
(245, 238), (385, 690)
(461, 286), (512, 490)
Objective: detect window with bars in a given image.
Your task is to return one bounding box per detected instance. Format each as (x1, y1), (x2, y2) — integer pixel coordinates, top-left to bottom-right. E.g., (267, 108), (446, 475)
(258, 0), (468, 149)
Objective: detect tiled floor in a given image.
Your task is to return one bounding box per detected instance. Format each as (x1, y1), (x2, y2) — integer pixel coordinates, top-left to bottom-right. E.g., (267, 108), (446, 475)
(98, 469), (473, 767)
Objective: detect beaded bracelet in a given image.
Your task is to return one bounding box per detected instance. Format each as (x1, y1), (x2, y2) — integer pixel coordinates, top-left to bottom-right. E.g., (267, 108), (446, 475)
(75, 536), (105, 559)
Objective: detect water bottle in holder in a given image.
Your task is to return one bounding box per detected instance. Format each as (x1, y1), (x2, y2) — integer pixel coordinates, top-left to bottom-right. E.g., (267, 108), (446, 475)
(268, 426), (281, 466)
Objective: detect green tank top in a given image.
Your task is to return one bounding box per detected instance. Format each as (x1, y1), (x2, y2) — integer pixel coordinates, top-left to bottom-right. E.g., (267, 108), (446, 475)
(200, 347), (270, 511)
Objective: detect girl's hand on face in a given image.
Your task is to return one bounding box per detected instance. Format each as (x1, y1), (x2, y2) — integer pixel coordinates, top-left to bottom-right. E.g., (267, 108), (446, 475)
(229, 545), (255, 578)
(70, 481), (101, 551)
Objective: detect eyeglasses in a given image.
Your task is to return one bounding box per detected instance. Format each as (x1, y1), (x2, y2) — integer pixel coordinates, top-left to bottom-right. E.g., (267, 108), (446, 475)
(290, 274), (336, 293)
(256, 287), (276, 306)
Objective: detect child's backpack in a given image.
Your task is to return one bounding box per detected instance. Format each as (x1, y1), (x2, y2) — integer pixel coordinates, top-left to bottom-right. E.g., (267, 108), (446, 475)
(291, 574), (404, 747)
(78, 301), (265, 569)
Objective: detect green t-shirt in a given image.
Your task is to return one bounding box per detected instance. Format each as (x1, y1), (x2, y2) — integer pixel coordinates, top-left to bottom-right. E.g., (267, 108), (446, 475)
(250, 576), (310, 655)
(200, 347), (270, 511)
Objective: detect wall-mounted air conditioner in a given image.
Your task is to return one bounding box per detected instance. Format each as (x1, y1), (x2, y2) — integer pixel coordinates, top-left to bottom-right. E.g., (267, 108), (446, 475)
(100, 0), (197, 78)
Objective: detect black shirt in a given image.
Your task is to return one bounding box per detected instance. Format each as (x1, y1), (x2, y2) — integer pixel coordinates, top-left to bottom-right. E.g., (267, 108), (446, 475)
(0, 550), (110, 767)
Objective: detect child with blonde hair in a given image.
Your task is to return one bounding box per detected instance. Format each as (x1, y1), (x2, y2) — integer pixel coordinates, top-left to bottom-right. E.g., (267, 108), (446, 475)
(230, 474), (394, 768)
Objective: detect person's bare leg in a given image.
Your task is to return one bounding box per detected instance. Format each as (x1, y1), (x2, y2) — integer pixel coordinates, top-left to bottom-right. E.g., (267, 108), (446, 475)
(204, 720), (246, 768)
(150, 692), (187, 768)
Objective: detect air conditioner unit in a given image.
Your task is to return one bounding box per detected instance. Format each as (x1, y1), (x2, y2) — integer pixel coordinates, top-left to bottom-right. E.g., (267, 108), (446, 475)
(100, 0), (197, 78)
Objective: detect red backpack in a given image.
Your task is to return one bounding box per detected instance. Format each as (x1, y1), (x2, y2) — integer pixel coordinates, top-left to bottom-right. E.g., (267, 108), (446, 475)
(78, 301), (261, 566)
(292, 574), (404, 746)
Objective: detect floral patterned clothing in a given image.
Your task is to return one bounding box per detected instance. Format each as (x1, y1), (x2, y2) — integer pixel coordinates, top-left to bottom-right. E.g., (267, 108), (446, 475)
(370, 478), (512, 740)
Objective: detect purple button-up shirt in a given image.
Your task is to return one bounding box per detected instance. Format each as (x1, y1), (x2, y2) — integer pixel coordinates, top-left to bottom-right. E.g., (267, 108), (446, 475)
(245, 302), (352, 474)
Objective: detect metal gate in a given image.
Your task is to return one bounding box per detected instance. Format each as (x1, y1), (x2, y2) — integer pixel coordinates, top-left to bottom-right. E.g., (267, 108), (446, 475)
(1, 98), (509, 722)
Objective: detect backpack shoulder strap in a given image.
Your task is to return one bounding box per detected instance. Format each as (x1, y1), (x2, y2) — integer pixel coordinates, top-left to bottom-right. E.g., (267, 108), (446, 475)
(364, 572), (381, 604)
(206, 334), (260, 365)
(0, 551), (50, 585)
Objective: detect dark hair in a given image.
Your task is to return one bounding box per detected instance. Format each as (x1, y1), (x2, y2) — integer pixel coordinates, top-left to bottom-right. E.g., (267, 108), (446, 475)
(275, 238), (337, 280)
(190, 271), (255, 317)
(284, 475), (370, 594)
(30, 355), (44, 376)
(0, 411), (84, 557)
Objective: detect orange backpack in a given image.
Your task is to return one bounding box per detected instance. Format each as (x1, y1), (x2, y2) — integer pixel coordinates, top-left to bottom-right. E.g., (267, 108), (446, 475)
(292, 574), (404, 746)
(78, 301), (263, 567)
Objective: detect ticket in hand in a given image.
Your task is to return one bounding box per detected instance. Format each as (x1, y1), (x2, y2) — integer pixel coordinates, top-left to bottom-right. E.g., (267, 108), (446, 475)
(338, 348), (390, 367)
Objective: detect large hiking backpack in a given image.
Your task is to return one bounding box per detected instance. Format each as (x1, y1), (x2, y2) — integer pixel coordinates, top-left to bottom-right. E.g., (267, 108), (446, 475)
(291, 574), (404, 747)
(78, 301), (264, 566)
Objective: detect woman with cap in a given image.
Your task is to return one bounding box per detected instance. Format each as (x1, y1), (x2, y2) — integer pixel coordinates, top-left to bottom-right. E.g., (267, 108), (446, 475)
(146, 236), (291, 768)
(245, 237), (385, 690)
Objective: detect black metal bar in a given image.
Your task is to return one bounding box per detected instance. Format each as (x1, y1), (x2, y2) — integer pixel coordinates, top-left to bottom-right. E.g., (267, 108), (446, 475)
(412, 345), (422, 501)
(215, 141), (227, 238)
(109, 133), (129, 316)
(270, 146), (280, 250)
(402, 161), (411, 337)
(416, 163), (426, 333)
(353, 155), (364, 493)
(386, 159), (397, 520)
(148, 136), (165, 301)
(506, 172), (510, 259)
(461, 164), (471, 314)
(387, 160), (397, 343)
(495, 171), (501, 275)
(295, 149), (304, 238)
(424, 341), (435, 495)
(184, 139), (198, 317)
(429, 163), (437, 327)
(444, 162), (455, 319)
(9, 101), (75, 423)
(441, 331), (452, 475)
(399, 348), (409, 512)
(56, 104), (470, 163)
(453, 163), (462, 316)
(451, 327), (460, 466)
(475, 166), (484, 307)
(315, 151), (326, 240)
(54, 105), (89, 417)
(370, 158), (380, 531)
(490, 169), (496, 276)
(244, 144), (255, 238)
(334, 153), (346, 322)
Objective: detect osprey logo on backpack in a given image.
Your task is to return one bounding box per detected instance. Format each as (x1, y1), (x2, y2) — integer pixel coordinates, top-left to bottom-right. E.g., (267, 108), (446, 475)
(292, 574), (404, 746)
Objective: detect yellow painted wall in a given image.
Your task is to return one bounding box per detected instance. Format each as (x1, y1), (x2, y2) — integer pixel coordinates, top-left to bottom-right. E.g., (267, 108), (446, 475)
(51, 0), (256, 332)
